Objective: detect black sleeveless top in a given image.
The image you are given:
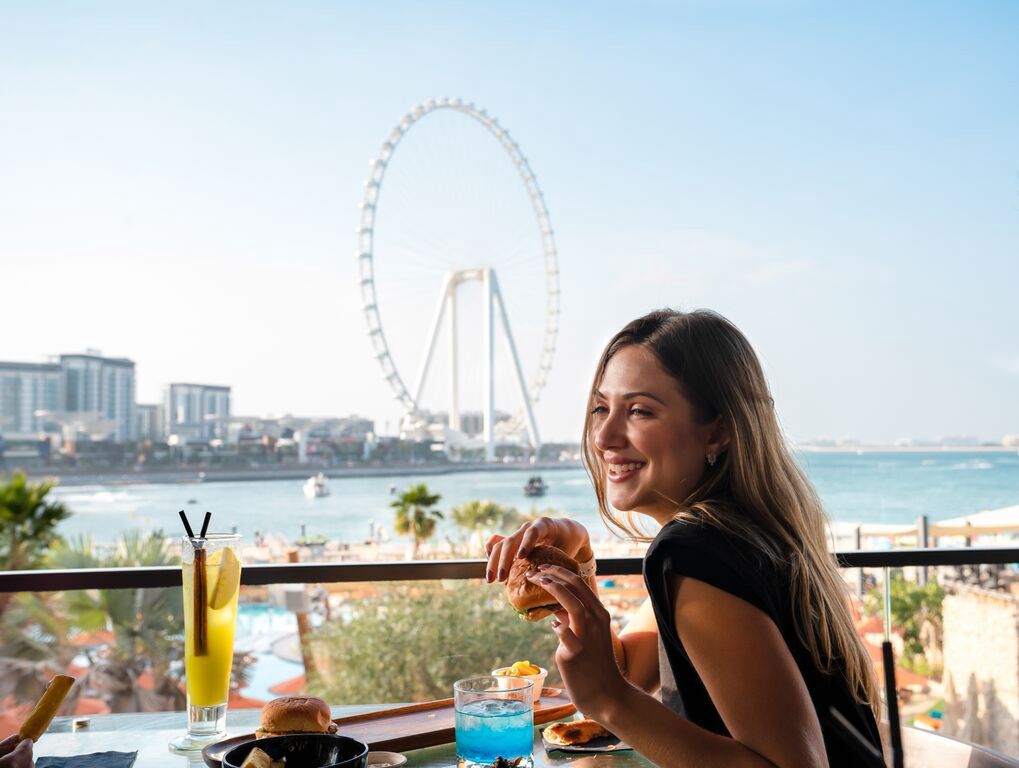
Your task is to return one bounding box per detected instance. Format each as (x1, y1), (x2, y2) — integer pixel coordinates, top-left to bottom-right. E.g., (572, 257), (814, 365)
(643, 519), (882, 767)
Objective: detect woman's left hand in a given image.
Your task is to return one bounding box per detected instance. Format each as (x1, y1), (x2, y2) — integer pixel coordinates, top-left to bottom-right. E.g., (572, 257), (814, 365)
(526, 565), (629, 721)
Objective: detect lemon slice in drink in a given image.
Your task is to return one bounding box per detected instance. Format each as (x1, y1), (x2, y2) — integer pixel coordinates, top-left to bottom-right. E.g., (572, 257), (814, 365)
(208, 547), (241, 609)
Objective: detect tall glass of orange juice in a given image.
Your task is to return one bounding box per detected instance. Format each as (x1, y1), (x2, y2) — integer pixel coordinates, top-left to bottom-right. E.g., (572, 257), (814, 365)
(169, 533), (242, 754)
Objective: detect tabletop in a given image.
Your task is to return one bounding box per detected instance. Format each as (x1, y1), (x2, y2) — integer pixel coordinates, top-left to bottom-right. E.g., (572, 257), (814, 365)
(38, 707), (654, 768)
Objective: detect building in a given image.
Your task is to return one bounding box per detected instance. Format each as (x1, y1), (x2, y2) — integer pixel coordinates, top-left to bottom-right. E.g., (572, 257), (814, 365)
(136, 403), (165, 441)
(0, 361), (61, 436)
(164, 383), (231, 443)
(59, 353), (137, 442)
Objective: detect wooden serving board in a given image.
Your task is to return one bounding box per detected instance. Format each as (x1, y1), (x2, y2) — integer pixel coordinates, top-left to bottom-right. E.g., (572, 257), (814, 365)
(203, 688), (575, 767)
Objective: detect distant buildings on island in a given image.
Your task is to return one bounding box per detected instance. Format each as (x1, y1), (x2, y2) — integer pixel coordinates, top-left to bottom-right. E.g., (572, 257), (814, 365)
(0, 351), (575, 471)
(0, 351), (382, 470)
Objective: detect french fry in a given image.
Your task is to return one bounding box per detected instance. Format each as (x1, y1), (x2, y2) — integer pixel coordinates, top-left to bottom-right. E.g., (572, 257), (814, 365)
(17, 674), (75, 742)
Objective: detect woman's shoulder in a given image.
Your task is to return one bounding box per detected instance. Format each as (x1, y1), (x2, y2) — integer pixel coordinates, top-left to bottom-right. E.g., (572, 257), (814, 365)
(645, 515), (785, 591)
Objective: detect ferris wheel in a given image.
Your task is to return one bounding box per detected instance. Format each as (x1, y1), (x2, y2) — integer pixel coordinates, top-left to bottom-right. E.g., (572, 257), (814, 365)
(356, 98), (560, 459)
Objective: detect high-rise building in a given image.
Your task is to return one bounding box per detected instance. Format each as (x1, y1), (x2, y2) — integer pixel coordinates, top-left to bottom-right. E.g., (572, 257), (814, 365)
(60, 353), (136, 442)
(0, 361), (61, 435)
(136, 403), (165, 441)
(165, 383), (230, 443)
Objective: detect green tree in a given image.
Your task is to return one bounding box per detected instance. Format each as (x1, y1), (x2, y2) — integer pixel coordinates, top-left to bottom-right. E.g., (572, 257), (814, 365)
(0, 472), (70, 571)
(865, 572), (944, 673)
(306, 582), (559, 703)
(0, 472), (71, 617)
(391, 483), (443, 559)
(45, 531), (187, 712)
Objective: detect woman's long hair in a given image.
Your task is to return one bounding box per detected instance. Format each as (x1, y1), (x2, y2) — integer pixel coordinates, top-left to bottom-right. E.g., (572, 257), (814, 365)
(581, 308), (878, 709)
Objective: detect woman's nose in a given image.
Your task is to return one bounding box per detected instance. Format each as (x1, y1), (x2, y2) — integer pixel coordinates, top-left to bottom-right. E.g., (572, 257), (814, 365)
(593, 409), (625, 451)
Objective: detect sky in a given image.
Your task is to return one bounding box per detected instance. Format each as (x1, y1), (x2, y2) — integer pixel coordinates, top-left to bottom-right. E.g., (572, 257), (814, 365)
(1, 1), (1017, 444)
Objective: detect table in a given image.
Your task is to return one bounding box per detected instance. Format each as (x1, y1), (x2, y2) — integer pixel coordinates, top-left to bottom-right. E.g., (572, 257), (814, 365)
(40, 707), (654, 767)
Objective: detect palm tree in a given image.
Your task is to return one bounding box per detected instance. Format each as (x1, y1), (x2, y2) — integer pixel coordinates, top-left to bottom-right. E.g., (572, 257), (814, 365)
(0, 472), (71, 617)
(390, 483), (443, 559)
(46, 531), (187, 712)
(450, 500), (521, 554)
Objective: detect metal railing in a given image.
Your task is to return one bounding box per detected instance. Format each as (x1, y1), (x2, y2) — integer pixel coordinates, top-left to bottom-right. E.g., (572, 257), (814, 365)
(2, 547), (1017, 593)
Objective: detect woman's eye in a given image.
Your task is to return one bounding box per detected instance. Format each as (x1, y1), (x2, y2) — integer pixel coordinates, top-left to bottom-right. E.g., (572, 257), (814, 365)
(629, 407), (652, 417)
(589, 405), (608, 415)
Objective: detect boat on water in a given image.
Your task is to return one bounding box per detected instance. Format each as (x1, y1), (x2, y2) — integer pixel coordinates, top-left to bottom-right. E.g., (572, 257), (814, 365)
(523, 475), (548, 497)
(303, 472), (330, 498)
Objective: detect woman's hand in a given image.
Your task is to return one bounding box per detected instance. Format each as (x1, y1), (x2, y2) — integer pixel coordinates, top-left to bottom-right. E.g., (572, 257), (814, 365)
(526, 565), (629, 721)
(485, 517), (593, 583)
(0, 736), (33, 768)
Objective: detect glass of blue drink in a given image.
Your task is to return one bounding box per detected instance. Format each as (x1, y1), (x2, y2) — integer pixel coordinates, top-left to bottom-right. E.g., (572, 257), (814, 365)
(454, 675), (534, 767)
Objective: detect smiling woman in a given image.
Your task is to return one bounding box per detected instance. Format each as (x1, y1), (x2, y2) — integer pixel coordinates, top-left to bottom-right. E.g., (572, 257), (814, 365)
(487, 308), (883, 768)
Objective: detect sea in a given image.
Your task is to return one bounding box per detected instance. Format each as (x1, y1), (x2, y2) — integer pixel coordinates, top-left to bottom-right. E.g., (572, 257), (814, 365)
(49, 450), (1019, 546)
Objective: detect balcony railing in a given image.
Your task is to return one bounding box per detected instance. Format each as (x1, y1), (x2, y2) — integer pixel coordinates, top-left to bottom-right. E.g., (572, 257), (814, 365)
(2, 546), (1017, 592)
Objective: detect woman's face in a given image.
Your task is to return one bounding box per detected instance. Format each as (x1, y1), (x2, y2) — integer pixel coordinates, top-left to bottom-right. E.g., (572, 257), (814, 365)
(589, 344), (720, 524)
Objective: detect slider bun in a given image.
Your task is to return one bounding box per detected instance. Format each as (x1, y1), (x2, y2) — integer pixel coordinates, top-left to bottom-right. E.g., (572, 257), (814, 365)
(506, 545), (579, 619)
(258, 696), (333, 736)
(544, 718), (612, 746)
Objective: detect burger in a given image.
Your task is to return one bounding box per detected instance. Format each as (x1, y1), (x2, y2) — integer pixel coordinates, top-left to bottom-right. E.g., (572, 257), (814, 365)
(255, 696), (338, 739)
(505, 545), (579, 621)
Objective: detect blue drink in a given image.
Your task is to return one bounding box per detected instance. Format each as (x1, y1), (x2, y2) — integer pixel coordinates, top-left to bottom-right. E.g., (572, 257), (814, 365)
(455, 698), (534, 766)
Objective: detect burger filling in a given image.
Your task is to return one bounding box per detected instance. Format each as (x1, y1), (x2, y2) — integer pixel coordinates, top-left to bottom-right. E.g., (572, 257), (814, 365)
(516, 603), (561, 618)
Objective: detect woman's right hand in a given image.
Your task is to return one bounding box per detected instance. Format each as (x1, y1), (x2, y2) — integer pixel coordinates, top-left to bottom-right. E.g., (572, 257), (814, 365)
(485, 517), (594, 583)
(0, 735), (33, 768)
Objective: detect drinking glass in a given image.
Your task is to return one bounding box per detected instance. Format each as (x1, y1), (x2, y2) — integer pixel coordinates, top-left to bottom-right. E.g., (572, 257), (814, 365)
(454, 676), (534, 768)
(169, 534), (242, 754)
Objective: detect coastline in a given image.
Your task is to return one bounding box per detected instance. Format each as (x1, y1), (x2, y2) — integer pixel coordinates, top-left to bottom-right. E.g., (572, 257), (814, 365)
(22, 460), (584, 487)
(13, 445), (1017, 488)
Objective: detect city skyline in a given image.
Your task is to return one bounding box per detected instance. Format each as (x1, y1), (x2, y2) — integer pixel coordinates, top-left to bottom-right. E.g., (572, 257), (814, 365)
(2, 2), (1018, 444)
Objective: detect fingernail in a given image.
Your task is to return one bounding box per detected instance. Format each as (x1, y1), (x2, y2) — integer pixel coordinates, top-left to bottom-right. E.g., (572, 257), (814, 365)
(525, 569), (538, 577)
(517, 547), (527, 558)
(537, 576), (552, 584)
(486, 571), (493, 583)
(551, 619), (561, 628)
(537, 564), (550, 571)
(498, 568), (506, 581)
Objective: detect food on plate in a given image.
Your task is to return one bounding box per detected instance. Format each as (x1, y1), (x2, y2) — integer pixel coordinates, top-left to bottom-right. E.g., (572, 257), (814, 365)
(544, 718), (613, 746)
(495, 660), (541, 676)
(17, 674), (75, 742)
(505, 545), (579, 621)
(255, 696), (338, 738)
(240, 746), (284, 768)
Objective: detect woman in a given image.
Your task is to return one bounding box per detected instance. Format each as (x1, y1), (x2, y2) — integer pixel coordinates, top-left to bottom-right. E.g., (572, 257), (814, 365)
(487, 309), (882, 768)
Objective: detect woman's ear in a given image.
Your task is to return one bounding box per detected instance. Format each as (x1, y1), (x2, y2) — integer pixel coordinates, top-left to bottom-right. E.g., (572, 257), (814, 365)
(706, 417), (730, 458)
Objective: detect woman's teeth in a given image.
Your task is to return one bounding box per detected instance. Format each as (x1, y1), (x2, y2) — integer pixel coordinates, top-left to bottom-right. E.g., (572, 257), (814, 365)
(608, 462), (644, 476)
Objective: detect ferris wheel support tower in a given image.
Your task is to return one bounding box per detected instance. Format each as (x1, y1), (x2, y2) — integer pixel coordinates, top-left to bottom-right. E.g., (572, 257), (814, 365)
(413, 268), (540, 460)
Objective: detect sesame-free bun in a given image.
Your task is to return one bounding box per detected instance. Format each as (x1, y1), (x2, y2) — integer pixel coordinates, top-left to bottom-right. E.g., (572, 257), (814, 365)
(506, 545), (579, 621)
(256, 696), (337, 738)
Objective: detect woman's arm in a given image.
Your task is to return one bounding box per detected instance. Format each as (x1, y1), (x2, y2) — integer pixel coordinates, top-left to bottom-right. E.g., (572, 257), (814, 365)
(616, 597), (660, 694)
(531, 566), (829, 768)
(486, 518), (661, 691)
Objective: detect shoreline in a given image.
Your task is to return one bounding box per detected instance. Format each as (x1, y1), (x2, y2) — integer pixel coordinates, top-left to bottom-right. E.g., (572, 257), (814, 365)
(14, 446), (1016, 488)
(24, 460), (584, 487)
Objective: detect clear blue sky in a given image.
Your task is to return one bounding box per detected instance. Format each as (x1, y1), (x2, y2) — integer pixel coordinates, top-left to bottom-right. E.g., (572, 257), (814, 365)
(2, 1), (1017, 443)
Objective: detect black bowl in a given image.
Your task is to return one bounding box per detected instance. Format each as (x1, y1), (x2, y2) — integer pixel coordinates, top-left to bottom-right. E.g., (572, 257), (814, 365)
(223, 734), (369, 768)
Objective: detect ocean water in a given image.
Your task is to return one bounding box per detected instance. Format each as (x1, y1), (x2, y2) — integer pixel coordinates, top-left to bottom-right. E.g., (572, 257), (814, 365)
(49, 451), (1019, 545)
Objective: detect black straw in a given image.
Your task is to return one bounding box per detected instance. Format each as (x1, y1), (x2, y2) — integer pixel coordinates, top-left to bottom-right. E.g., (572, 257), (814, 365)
(199, 511), (212, 539)
(179, 510), (195, 539)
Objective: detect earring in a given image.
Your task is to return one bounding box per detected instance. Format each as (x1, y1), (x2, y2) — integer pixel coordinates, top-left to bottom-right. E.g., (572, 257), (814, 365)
(707, 453), (717, 467)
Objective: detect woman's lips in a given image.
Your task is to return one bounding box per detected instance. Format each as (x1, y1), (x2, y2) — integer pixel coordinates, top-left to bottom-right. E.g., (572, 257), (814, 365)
(606, 461), (645, 482)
